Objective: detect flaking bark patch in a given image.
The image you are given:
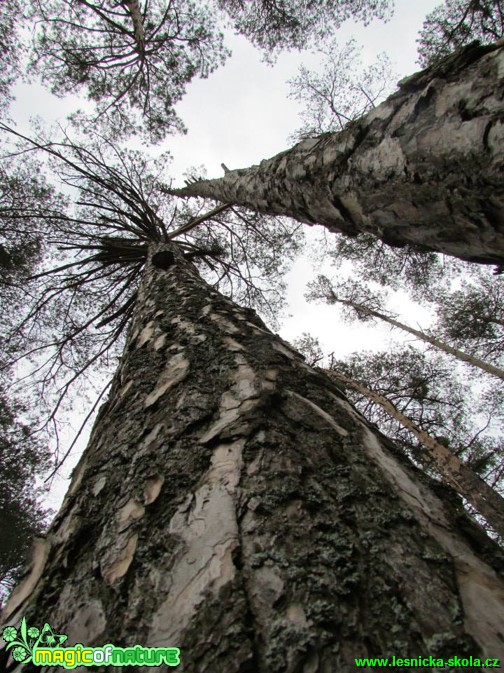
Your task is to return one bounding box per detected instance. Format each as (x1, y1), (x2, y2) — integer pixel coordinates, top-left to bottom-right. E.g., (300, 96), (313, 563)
(101, 533), (138, 585)
(144, 352), (189, 407)
(169, 42), (504, 266)
(148, 439), (244, 647)
(5, 242), (504, 672)
(143, 476), (164, 504)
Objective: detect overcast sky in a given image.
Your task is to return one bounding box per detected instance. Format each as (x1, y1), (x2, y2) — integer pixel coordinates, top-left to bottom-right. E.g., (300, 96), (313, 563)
(165, 0), (440, 177)
(158, 0), (441, 354)
(10, 0), (442, 508)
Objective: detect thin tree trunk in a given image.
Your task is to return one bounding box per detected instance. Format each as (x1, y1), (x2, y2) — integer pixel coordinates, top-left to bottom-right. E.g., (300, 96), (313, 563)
(2, 244), (504, 670)
(336, 297), (504, 380)
(123, 0), (145, 59)
(167, 41), (504, 267)
(326, 369), (504, 539)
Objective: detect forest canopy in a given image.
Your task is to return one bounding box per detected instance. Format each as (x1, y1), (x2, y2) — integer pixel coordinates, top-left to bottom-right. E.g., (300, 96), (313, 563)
(0, 0), (503, 607)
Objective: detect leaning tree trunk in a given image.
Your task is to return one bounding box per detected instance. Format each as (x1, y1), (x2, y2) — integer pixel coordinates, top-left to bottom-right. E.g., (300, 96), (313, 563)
(334, 296), (504, 381)
(167, 41), (504, 267)
(2, 243), (504, 671)
(325, 369), (504, 539)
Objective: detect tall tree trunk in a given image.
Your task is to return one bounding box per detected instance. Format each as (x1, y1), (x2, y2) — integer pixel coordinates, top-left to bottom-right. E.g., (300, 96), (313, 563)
(123, 0), (145, 59)
(168, 41), (504, 267)
(325, 369), (504, 539)
(2, 244), (504, 670)
(334, 296), (504, 380)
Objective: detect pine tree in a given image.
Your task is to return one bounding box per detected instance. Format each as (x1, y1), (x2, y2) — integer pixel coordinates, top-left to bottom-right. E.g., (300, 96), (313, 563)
(3, 239), (504, 670)
(0, 158), (63, 604)
(418, 0), (504, 67)
(1, 130), (504, 668)
(25, 0), (231, 141)
(216, 0), (392, 56)
(2, 5), (504, 669)
(167, 41), (504, 267)
(307, 275), (504, 381)
(431, 271), (504, 362)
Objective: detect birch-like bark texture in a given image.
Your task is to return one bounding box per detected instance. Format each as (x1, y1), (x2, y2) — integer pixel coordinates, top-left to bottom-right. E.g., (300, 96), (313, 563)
(168, 41), (504, 266)
(2, 245), (504, 671)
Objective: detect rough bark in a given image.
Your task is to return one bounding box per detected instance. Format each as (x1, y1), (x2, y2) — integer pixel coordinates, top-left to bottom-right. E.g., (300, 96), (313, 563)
(334, 296), (504, 381)
(326, 369), (504, 540)
(2, 244), (504, 671)
(168, 41), (504, 266)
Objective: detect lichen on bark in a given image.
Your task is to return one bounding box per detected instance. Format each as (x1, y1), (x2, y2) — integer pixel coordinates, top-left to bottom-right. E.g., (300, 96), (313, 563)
(2, 243), (504, 671)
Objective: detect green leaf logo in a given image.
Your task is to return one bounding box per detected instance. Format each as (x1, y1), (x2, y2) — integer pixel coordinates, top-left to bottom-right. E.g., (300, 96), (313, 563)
(1, 617), (68, 665)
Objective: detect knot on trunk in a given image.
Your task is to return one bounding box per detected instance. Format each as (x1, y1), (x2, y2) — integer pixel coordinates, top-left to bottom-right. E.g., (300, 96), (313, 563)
(152, 250), (175, 270)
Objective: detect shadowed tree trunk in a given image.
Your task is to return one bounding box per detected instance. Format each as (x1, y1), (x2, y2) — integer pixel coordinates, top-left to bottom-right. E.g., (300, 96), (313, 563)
(2, 243), (504, 671)
(325, 368), (504, 539)
(168, 41), (504, 267)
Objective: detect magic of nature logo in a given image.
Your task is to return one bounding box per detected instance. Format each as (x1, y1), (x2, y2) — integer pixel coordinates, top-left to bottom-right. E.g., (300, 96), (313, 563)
(2, 618), (67, 664)
(1, 617), (180, 668)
